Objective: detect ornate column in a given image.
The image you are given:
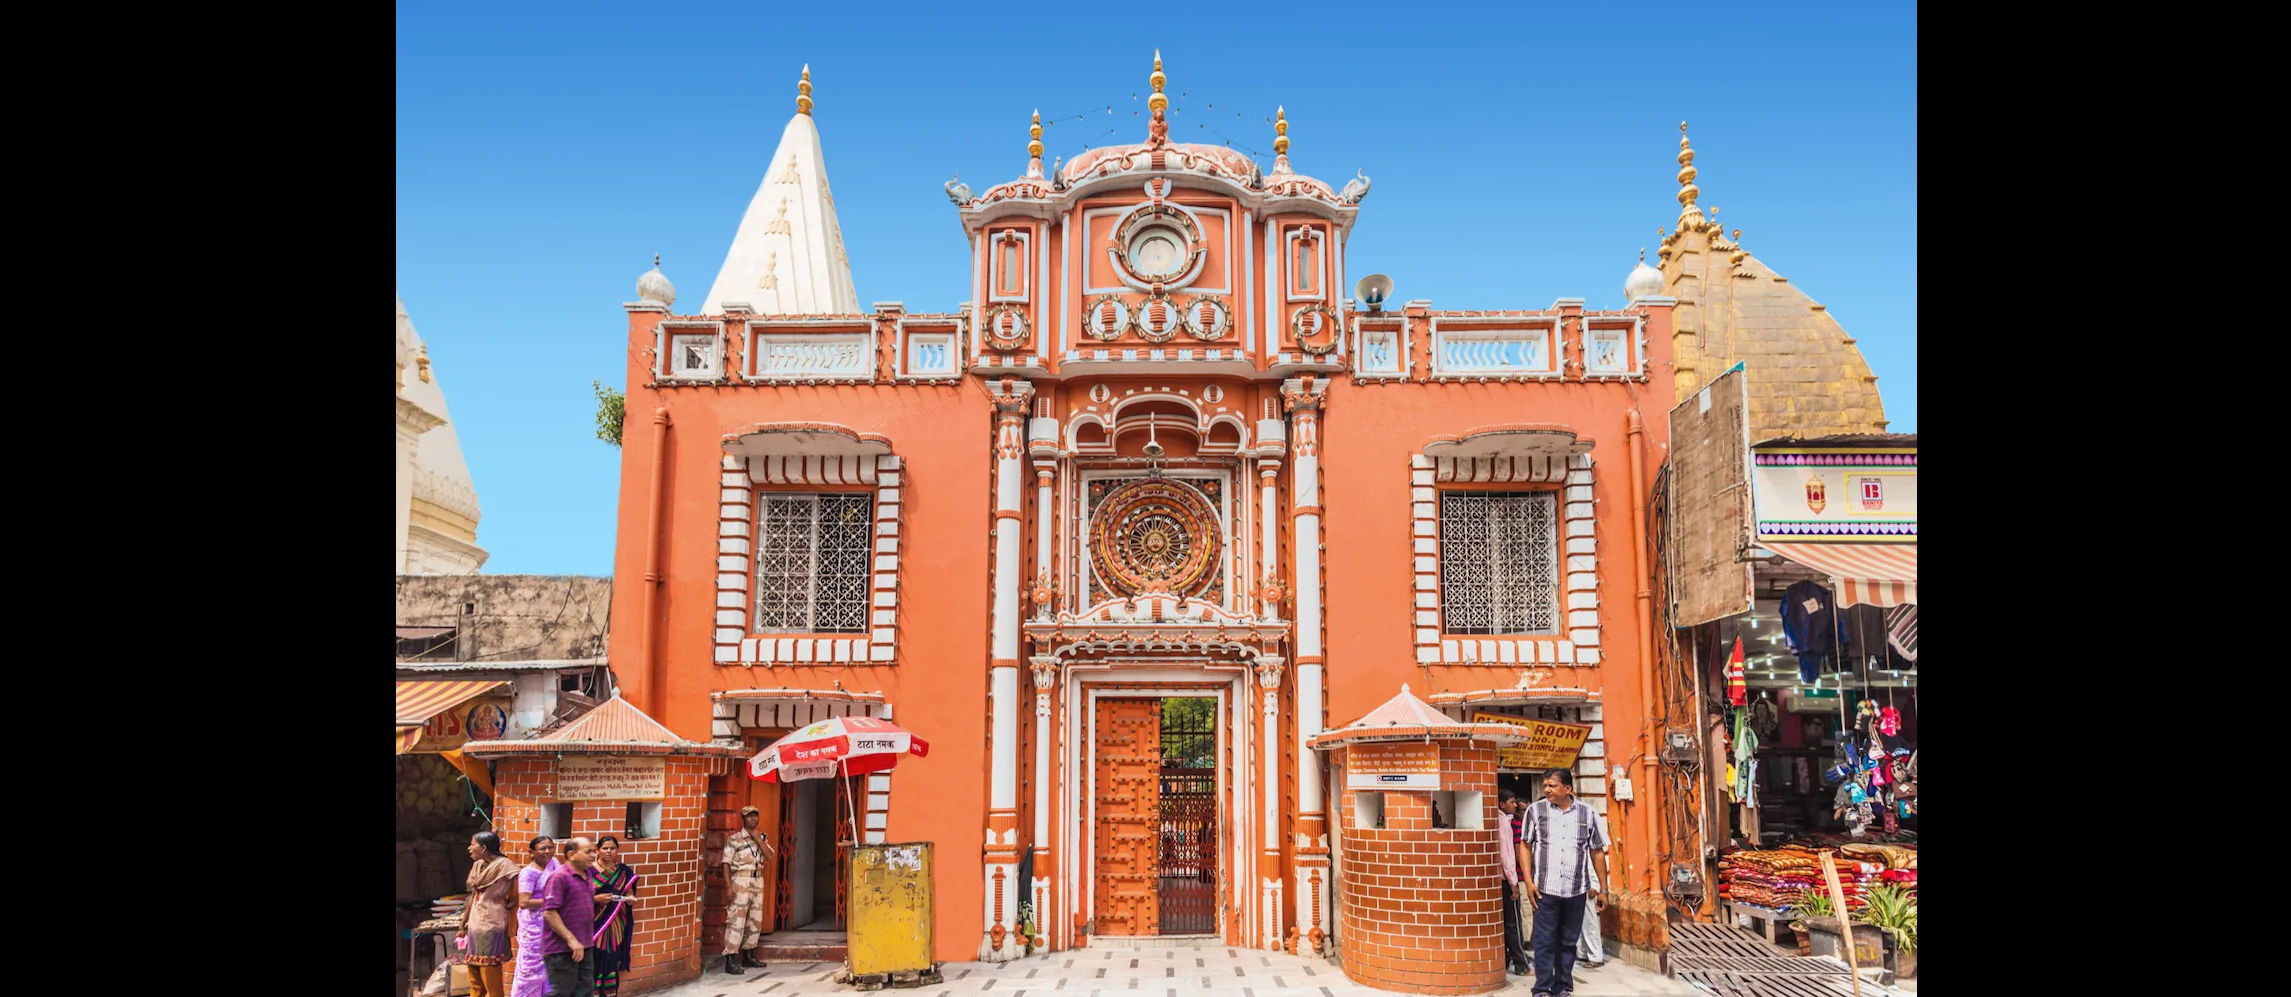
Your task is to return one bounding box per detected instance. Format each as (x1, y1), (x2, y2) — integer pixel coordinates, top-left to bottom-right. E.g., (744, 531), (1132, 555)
(1281, 376), (1331, 954)
(1256, 653), (1286, 950)
(983, 378), (1035, 961)
(1030, 654), (1059, 950)
(1257, 458), (1283, 618)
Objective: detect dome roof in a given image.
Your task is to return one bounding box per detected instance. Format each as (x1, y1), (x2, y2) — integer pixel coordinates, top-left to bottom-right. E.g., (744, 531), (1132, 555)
(1662, 238), (1888, 438)
(637, 255), (676, 307)
(1624, 250), (1663, 302)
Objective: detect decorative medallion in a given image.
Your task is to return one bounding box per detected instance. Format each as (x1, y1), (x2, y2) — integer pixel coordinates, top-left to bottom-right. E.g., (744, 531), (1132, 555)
(1202, 384), (1224, 405)
(1805, 477), (1827, 514)
(1084, 294), (1132, 342)
(1090, 478), (1222, 598)
(1291, 305), (1341, 355)
(1181, 296), (1232, 341)
(984, 304), (1032, 352)
(1088, 383), (1113, 404)
(1135, 296), (1181, 343)
(1108, 203), (1208, 289)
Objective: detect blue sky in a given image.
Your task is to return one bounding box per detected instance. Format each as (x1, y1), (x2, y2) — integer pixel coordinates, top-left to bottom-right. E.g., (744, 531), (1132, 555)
(397, 1), (1916, 576)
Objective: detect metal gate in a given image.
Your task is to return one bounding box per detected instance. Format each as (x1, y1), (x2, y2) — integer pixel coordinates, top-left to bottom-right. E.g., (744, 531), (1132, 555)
(1156, 699), (1217, 935)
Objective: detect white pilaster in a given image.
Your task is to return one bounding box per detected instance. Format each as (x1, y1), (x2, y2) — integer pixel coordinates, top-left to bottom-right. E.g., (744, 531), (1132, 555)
(982, 379), (1034, 962)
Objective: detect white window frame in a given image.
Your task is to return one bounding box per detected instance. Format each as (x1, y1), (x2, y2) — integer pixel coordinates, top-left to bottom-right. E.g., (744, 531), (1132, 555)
(669, 332), (721, 380)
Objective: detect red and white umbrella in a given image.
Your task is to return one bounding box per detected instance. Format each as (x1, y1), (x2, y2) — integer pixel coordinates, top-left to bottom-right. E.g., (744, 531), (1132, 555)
(748, 715), (930, 782)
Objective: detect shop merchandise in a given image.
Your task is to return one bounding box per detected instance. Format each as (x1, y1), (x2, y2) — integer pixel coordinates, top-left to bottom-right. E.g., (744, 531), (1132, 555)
(1884, 604), (1918, 661)
(1780, 581), (1837, 680)
(1726, 636), (1748, 706)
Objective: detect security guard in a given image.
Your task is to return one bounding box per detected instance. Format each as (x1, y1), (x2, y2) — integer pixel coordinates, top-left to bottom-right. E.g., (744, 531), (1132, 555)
(721, 804), (775, 975)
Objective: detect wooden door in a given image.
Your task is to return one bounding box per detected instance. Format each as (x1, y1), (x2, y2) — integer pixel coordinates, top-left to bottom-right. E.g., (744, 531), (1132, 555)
(1092, 698), (1162, 936)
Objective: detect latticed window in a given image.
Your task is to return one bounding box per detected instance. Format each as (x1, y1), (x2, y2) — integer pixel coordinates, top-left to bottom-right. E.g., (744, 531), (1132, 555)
(1439, 490), (1559, 635)
(753, 493), (873, 633)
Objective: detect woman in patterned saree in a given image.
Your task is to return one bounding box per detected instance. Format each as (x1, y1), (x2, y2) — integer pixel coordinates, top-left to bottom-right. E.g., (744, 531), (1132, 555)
(510, 836), (557, 997)
(456, 831), (519, 997)
(587, 835), (640, 996)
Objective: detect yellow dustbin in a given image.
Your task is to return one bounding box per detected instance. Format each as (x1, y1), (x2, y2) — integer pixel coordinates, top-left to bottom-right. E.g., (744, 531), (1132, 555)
(845, 842), (939, 984)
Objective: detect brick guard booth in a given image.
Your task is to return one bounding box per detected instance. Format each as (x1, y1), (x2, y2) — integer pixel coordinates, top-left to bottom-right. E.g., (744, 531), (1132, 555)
(1309, 685), (1530, 996)
(464, 692), (749, 993)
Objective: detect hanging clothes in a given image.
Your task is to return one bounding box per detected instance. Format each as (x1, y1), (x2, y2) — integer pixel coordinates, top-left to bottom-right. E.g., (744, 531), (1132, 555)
(1726, 636), (1748, 706)
(1780, 581), (1836, 681)
(1885, 604), (1918, 662)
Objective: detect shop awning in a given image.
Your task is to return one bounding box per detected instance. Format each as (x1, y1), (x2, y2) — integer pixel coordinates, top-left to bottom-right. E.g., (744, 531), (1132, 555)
(397, 725), (423, 755)
(1760, 541), (1917, 608)
(396, 679), (510, 727)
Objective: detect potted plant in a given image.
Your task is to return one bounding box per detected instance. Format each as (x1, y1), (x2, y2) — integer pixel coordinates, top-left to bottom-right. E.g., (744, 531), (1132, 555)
(1857, 886), (1917, 979)
(1787, 893), (1832, 957)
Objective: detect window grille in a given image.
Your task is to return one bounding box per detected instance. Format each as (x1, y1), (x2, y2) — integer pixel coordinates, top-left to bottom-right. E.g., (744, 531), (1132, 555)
(754, 493), (873, 633)
(1439, 490), (1559, 635)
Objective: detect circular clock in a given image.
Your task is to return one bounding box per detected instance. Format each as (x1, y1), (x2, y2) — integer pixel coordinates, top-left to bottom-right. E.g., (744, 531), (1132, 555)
(1129, 227), (1186, 279)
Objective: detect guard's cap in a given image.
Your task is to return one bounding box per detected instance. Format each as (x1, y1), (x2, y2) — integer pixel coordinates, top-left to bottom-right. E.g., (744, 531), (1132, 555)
(740, 805), (761, 817)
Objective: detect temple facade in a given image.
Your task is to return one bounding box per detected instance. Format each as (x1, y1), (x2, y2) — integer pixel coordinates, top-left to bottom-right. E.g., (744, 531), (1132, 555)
(607, 56), (1688, 967)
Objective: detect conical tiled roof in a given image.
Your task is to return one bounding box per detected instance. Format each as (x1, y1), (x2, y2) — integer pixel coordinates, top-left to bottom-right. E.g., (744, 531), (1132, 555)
(1309, 684), (1529, 749)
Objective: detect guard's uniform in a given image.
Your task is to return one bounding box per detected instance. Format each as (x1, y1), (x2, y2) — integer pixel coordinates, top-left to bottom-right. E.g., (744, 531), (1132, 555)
(722, 823), (770, 954)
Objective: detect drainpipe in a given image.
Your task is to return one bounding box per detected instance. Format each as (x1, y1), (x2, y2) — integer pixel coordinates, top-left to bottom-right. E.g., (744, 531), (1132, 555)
(1626, 408), (1655, 892)
(641, 407), (672, 717)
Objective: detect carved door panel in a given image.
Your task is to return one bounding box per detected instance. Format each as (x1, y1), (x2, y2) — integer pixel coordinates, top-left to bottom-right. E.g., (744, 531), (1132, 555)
(1092, 698), (1162, 936)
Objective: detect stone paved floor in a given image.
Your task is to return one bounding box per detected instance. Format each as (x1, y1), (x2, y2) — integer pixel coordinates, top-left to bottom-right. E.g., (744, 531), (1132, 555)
(643, 941), (1699, 997)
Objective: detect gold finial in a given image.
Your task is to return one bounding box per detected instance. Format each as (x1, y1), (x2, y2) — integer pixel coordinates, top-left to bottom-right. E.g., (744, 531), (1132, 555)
(1029, 109), (1044, 159)
(417, 343), (433, 383)
(1273, 105), (1289, 156)
(1731, 228), (1741, 242)
(1676, 120), (1703, 228)
(1148, 50), (1167, 112)
(797, 64), (813, 116)
(1639, 247), (1646, 263)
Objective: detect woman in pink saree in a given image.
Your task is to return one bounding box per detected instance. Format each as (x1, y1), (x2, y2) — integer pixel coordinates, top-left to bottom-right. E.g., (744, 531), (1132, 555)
(510, 836), (559, 997)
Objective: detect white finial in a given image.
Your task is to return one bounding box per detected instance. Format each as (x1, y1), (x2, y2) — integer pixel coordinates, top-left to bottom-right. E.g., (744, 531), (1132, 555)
(637, 254), (676, 306)
(1401, 682), (1411, 695)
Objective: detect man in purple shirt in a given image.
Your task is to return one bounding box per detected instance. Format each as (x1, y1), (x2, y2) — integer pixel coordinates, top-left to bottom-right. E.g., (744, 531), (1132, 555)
(541, 836), (600, 997)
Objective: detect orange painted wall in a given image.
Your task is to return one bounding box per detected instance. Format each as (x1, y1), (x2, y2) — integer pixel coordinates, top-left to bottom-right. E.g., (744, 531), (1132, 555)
(1317, 321), (1674, 894)
(607, 326), (994, 963)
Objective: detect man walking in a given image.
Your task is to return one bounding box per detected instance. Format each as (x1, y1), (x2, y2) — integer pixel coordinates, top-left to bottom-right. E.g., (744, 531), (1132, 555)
(1496, 788), (1533, 976)
(722, 804), (775, 975)
(540, 837), (600, 997)
(1521, 768), (1609, 997)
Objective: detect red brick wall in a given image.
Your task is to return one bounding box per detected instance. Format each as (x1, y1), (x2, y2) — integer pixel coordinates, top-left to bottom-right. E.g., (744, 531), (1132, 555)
(1335, 743), (1503, 995)
(490, 755), (714, 994)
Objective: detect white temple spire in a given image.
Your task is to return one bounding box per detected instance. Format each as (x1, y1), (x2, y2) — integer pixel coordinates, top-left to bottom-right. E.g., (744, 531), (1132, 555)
(701, 65), (861, 315)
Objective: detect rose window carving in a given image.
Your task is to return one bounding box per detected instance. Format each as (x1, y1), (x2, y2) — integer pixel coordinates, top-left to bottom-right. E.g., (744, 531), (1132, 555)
(1089, 478), (1222, 597)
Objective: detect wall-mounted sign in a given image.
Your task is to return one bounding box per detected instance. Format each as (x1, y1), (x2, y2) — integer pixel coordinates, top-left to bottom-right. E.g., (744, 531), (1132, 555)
(557, 756), (667, 801)
(1346, 741), (1441, 790)
(1751, 448), (1916, 543)
(412, 696), (513, 754)
(1475, 713), (1594, 771)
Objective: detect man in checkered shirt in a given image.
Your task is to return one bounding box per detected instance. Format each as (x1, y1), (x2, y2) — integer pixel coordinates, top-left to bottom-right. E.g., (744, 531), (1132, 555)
(1521, 768), (1610, 997)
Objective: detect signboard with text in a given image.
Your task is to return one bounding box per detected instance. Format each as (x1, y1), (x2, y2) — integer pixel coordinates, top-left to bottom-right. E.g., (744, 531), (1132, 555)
(1345, 741), (1441, 790)
(556, 755), (668, 801)
(1475, 712), (1593, 771)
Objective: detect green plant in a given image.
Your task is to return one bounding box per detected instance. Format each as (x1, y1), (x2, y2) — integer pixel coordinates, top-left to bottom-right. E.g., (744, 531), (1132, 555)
(592, 380), (625, 448)
(1857, 885), (1917, 954)
(1790, 891), (1834, 920)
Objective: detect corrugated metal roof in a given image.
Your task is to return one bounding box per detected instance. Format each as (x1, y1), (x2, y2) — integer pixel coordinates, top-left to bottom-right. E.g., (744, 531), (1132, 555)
(395, 679), (510, 726)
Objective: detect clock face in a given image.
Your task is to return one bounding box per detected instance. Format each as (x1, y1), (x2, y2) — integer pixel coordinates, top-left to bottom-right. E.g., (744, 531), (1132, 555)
(1130, 229), (1185, 278)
